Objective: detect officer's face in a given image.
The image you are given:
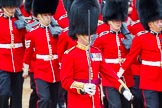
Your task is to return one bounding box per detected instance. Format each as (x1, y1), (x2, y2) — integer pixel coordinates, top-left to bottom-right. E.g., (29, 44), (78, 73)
(149, 19), (162, 32)
(38, 13), (51, 26)
(153, 19), (162, 30)
(108, 20), (122, 32)
(3, 7), (16, 17)
(77, 35), (91, 46)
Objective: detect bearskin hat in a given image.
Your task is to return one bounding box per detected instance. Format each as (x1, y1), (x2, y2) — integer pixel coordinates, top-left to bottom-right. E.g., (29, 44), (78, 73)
(68, 0), (100, 40)
(137, 0), (162, 30)
(102, 0), (129, 23)
(24, 0), (33, 14)
(62, 0), (74, 15)
(0, 0), (23, 7)
(32, 0), (59, 17)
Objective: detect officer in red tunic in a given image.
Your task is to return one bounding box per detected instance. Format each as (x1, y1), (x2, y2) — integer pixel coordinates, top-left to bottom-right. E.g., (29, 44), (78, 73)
(60, 0), (133, 108)
(0, 0), (26, 108)
(94, 0), (134, 108)
(23, 0), (60, 108)
(118, 0), (162, 107)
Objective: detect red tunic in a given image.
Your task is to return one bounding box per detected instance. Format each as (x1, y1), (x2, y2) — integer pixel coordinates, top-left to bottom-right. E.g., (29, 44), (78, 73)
(94, 23), (134, 87)
(128, 0), (139, 21)
(57, 28), (77, 63)
(23, 25), (60, 83)
(128, 20), (145, 36)
(61, 45), (123, 108)
(0, 13), (26, 72)
(54, 0), (69, 28)
(128, 20), (145, 76)
(122, 31), (162, 91)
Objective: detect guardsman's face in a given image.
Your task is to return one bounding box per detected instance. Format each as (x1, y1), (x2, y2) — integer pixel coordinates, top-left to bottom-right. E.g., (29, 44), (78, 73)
(3, 7), (16, 17)
(108, 20), (122, 32)
(153, 19), (162, 30)
(38, 13), (51, 26)
(149, 19), (162, 32)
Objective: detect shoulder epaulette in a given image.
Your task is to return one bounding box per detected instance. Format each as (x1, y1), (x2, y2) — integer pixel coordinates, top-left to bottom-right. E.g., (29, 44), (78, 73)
(29, 25), (39, 32)
(130, 20), (140, 26)
(98, 31), (109, 37)
(64, 46), (75, 54)
(63, 27), (69, 32)
(137, 30), (148, 36)
(59, 14), (68, 21)
(0, 13), (3, 17)
(91, 46), (101, 51)
(98, 20), (104, 26)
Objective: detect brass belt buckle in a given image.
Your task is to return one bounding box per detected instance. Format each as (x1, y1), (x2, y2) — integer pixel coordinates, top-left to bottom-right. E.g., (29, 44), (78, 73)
(160, 62), (162, 67)
(10, 43), (15, 48)
(118, 58), (124, 63)
(48, 55), (54, 60)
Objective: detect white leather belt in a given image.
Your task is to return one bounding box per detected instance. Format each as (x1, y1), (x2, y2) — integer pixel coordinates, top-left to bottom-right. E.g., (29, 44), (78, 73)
(0, 43), (23, 49)
(142, 60), (161, 67)
(105, 58), (125, 64)
(36, 54), (58, 61)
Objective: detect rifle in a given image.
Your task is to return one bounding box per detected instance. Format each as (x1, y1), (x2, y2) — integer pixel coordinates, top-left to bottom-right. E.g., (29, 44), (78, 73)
(121, 22), (134, 50)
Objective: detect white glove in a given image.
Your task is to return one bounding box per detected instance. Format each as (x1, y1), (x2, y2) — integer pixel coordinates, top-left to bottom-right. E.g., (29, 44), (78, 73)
(117, 67), (125, 78)
(83, 83), (96, 96)
(123, 89), (134, 101)
(22, 63), (29, 78)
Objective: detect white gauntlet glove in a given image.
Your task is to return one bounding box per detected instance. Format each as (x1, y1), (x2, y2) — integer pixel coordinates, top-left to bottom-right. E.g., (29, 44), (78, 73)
(22, 63), (29, 78)
(122, 89), (134, 101)
(83, 83), (96, 96)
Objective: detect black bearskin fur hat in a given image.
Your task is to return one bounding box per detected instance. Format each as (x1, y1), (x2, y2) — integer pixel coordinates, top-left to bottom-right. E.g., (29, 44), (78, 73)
(68, 0), (100, 40)
(62, 0), (74, 15)
(32, 0), (59, 17)
(0, 0), (23, 7)
(137, 0), (162, 30)
(24, 0), (33, 14)
(102, 0), (129, 23)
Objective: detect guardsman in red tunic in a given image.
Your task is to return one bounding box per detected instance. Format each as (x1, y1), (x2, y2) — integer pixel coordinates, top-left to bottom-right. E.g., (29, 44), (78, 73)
(0, 0), (26, 108)
(94, 0), (134, 108)
(23, 0), (39, 108)
(117, 0), (162, 107)
(56, 1), (76, 107)
(60, 0), (133, 108)
(23, 0), (60, 108)
(127, 20), (145, 108)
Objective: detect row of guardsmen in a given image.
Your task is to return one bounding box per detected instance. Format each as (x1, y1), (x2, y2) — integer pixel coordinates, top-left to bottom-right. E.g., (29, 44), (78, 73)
(0, 0), (162, 108)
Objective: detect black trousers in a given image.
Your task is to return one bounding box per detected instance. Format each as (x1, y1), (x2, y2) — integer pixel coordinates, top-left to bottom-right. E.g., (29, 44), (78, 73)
(143, 90), (162, 108)
(35, 79), (59, 108)
(131, 76), (144, 108)
(57, 83), (67, 108)
(0, 70), (23, 108)
(29, 73), (39, 108)
(104, 86), (131, 108)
